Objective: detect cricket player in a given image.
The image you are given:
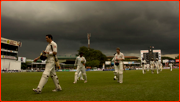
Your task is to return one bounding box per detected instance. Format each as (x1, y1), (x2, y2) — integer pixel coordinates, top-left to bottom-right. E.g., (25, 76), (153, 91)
(169, 63), (173, 71)
(112, 48), (124, 83)
(141, 58), (146, 74)
(112, 53), (117, 80)
(150, 58), (155, 74)
(155, 58), (160, 74)
(77, 71), (84, 81)
(160, 63), (163, 71)
(73, 52), (87, 83)
(33, 34), (62, 94)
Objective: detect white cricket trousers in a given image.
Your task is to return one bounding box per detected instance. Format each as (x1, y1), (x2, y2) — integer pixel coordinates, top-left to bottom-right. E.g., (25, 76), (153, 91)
(156, 66), (159, 74)
(77, 71), (84, 80)
(170, 66), (172, 71)
(160, 66), (163, 71)
(142, 65), (146, 74)
(37, 61), (61, 91)
(147, 66), (149, 71)
(74, 66), (87, 83)
(114, 63), (123, 83)
(151, 65), (154, 73)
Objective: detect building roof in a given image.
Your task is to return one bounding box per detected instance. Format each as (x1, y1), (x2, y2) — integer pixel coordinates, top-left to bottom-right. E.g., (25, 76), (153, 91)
(1, 37), (21, 47)
(125, 56), (139, 59)
(57, 55), (77, 59)
(107, 56), (139, 59)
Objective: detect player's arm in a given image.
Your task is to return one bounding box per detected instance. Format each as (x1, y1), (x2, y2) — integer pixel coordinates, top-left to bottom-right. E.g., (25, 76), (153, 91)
(84, 57), (86, 64)
(141, 62), (142, 67)
(35, 48), (48, 62)
(83, 57), (86, 66)
(74, 57), (78, 66)
(34, 56), (40, 62)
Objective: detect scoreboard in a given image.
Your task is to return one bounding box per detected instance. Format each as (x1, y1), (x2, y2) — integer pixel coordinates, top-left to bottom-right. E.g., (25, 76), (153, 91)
(140, 49), (161, 64)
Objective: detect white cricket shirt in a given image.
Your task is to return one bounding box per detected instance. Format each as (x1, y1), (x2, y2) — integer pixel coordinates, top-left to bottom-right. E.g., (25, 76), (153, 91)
(45, 41), (57, 62)
(74, 56), (86, 67)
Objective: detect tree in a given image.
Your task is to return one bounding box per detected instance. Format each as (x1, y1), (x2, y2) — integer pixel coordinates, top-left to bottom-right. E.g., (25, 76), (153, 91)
(21, 63), (27, 70)
(175, 55), (179, 59)
(77, 46), (107, 68)
(86, 60), (100, 67)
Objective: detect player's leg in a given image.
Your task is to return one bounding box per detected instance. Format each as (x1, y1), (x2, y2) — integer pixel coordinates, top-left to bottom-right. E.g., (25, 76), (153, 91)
(142, 65), (144, 74)
(114, 65), (118, 80)
(50, 67), (62, 92)
(151, 66), (154, 74)
(113, 72), (117, 80)
(33, 74), (49, 94)
(33, 62), (52, 93)
(157, 66), (159, 74)
(77, 71), (81, 80)
(80, 71), (84, 80)
(77, 71), (84, 80)
(74, 66), (80, 83)
(82, 66), (87, 83)
(151, 66), (153, 73)
(169, 66), (171, 71)
(144, 65), (146, 73)
(118, 64), (123, 83)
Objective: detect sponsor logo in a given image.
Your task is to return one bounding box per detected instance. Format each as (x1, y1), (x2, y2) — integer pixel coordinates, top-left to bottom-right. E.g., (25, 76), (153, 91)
(169, 60), (175, 63)
(1, 39), (7, 43)
(175, 59), (179, 62)
(1, 55), (16, 59)
(7, 40), (10, 44)
(10, 40), (17, 46)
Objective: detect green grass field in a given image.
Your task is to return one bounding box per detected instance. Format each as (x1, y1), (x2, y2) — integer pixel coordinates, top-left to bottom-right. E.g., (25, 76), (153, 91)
(1, 69), (179, 101)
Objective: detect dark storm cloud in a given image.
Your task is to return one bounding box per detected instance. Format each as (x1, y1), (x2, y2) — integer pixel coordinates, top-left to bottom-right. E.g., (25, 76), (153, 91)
(1, 1), (179, 59)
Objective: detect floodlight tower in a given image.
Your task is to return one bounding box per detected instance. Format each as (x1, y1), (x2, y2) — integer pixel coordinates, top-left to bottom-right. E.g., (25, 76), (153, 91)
(87, 33), (91, 49)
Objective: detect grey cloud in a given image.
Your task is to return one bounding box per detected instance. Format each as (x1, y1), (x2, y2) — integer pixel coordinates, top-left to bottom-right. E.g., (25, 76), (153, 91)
(1, 1), (179, 59)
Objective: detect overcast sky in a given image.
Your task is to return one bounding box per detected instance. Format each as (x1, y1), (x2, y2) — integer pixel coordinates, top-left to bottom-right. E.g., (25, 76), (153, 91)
(1, 1), (179, 59)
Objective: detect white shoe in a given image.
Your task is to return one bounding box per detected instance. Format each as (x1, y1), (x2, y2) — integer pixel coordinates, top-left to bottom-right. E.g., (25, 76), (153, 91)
(33, 88), (41, 94)
(119, 82), (123, 84)
(73, 82), (77, 84)
(52, 88), (62, 92)
(84, 81), (87, 83)
(80, 79), (84, 81)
